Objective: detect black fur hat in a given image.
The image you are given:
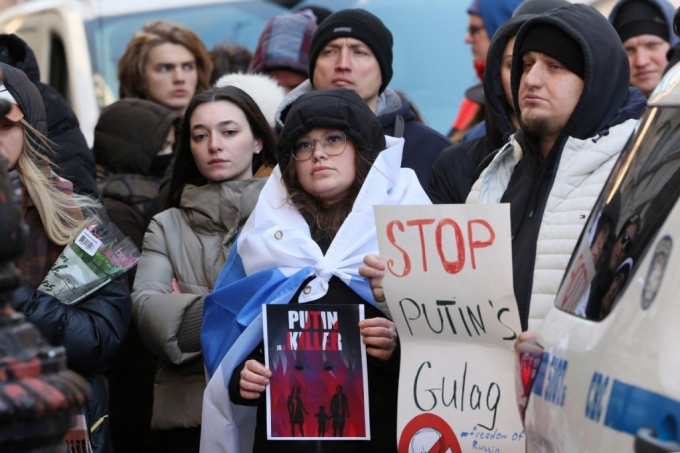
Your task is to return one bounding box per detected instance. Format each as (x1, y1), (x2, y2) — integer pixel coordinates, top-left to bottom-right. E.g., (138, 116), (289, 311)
(277, 88), (385, 171)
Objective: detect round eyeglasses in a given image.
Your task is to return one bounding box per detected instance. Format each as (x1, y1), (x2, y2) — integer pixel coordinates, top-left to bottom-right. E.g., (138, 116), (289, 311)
(292, 130), (347, 161)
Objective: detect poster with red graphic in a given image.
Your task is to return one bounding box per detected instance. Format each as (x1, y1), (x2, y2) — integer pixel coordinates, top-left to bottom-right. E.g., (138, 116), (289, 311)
(263, 304), (370, 440)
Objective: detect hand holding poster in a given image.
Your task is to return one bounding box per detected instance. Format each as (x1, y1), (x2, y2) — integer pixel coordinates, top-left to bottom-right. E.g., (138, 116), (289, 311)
(374, 204), (524, 453)
(263, 304), (370, 440)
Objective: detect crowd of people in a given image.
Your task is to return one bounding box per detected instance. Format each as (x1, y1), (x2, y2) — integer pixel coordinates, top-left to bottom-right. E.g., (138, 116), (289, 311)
(1, 0), (678, 452)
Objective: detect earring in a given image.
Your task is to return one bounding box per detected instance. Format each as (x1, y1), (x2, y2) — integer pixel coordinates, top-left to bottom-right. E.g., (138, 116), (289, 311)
(254, 147), (261, 154)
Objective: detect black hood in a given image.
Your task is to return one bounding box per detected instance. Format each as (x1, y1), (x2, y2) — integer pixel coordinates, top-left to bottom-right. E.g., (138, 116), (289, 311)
(483, 16), (526, 151)
(0, 34), (40, 83)
(94, 98), (180, 176)
(511, 4), (631, 144)
(0, 62), (46, 134)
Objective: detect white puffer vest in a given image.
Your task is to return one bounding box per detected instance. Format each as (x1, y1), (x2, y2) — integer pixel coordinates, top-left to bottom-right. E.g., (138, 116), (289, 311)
(467, 119), (637, 331)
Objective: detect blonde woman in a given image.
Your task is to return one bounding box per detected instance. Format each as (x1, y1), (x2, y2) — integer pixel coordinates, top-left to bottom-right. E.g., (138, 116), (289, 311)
(1, 63), (131, 453)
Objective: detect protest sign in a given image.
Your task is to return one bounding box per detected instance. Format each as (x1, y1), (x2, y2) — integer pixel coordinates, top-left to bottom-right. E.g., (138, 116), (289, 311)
(374, 204), (524, 453)
(263, 304), (370, 440)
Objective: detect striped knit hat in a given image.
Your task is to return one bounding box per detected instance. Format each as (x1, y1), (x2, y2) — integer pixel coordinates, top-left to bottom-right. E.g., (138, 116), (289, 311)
(248, 12), (317, 76)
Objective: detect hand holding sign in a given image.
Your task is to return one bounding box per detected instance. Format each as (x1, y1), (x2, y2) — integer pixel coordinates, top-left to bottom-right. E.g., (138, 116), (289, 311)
(359, 317), (397, 361)
(240, 359), (271, 400)
(374, 204), (524, 453)
(359, 254), (386, 303)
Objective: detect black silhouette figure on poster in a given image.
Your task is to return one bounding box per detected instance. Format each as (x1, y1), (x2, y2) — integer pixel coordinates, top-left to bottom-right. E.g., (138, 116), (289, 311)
(287, 386), (309, 436)
(314, 405), (331, 437)
(330, 385), (350, 437)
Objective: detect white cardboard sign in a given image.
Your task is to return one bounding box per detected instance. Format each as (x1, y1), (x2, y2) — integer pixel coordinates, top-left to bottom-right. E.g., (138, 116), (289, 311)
(374, 204), (525, 453)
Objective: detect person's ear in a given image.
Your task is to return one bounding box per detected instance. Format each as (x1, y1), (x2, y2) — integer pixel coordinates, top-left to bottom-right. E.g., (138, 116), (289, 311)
(254, 138), (263, 154)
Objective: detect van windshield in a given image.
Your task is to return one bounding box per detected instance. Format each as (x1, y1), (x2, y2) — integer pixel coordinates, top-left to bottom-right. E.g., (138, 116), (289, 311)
(555, 105), (680, 321)
(84, 1), (287, 108)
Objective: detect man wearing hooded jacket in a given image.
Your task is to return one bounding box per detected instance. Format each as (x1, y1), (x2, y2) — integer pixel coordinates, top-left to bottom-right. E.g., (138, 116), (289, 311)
(609, 0), (679, 99)
(429, 0), (570, 205)
(359, 4), (648, 335)
(467, 3), (647, 332)
(275, 8), (451, 190)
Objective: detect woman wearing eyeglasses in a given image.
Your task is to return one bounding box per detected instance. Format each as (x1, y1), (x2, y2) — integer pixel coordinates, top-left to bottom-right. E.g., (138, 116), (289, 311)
(200, 88), (431, 452)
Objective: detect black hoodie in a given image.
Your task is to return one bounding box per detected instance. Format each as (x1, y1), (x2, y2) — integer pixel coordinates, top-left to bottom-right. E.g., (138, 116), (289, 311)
(0, 34), (98, 195)
(94, 98), (180, 273)
(428, 16), (525, 204)
(504, 4), (646, 329)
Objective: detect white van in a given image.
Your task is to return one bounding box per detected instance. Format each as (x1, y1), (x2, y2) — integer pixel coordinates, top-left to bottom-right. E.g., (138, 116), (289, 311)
(516, 63), (680, 452)
(0, 0), (286, 145)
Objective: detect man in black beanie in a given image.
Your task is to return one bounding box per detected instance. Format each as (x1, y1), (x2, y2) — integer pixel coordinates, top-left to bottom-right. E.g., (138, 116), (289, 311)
(361, 4), (647, 341)
(276, 8), (451, 190)
(609, 0), (679, 97)
(467, 3), (647, 334)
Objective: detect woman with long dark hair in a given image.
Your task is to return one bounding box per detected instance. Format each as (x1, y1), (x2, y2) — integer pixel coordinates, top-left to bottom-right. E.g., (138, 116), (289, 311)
(132, 86), (276, 452)
(200, 88), (431, 452)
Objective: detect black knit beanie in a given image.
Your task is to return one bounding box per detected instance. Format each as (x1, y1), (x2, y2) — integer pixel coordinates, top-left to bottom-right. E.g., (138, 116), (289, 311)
(308, 9), (393, 94)
(613, 0), (669, 43)
(277, 88), (386, 171)
(518, 24), (585, 79)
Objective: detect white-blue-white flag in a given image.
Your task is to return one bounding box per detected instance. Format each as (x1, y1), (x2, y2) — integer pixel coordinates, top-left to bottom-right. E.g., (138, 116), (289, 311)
(200, 136), (431, 452)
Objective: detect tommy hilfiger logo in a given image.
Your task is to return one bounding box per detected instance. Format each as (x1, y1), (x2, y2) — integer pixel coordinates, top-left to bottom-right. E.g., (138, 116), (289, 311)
(334, 27), (352, 33)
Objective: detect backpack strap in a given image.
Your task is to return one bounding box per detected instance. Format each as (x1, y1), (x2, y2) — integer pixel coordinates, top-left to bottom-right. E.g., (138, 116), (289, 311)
(393, 114), (405, 138)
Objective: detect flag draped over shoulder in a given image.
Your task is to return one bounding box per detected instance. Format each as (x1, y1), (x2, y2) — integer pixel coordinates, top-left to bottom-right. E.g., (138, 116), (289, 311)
(199, 136), (431, 452)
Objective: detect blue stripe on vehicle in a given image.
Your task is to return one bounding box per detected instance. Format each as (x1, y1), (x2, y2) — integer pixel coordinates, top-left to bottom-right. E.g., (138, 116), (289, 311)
(604, 379), (680, 440)
(532, 352), (551, 397)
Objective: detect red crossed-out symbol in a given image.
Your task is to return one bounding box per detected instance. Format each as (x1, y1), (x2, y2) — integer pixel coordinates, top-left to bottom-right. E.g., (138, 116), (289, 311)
(398, 413), (462, 453)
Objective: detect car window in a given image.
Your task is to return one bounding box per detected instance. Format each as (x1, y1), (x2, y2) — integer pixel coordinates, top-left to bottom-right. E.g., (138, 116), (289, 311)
(295, 0), (474, 135)
(84, 1), (287, 108)
(555, 106), (680, 321)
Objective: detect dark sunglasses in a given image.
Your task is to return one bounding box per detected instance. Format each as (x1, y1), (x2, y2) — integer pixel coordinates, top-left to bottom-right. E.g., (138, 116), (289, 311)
(467, 25), (484, 36)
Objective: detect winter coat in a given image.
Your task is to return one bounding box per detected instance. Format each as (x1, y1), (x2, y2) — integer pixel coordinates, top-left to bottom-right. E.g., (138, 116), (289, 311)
(468, 120), (637, 331)
(0, 34), (97, 195)
(12, 267), (131, 453)
(94, 98), (179, 451)
(4, 61), (131, 453)
(131, 178), (267, 430)
(428, 16), (525, 204)
(275, 80), (450, 189)
(467, 4), (647, 331)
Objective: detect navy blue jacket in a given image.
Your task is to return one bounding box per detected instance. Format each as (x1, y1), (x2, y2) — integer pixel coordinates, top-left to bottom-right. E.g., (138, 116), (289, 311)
(428, 16), (525, 204)
(378, 93), (450, 190)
